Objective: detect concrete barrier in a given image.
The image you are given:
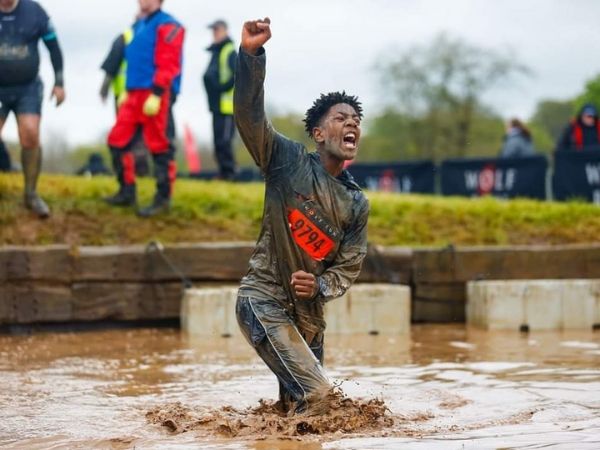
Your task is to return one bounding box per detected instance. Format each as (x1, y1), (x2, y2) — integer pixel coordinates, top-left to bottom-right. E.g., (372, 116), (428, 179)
(467, 280), (600, 330)
(181, 284), (411, 337)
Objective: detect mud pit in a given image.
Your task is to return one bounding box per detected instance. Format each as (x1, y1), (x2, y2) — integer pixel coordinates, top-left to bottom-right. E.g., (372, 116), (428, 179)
(1, 325), (599, 449)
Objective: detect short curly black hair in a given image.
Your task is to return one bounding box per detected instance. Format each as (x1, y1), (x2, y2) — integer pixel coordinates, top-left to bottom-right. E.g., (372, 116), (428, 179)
(303, 91), (363, 138)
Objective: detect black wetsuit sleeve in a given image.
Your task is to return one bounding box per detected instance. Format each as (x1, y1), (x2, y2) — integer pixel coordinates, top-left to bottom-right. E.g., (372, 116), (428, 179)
(234, 47), (298, 172)
(555, 124), (573, 152)
(101, 35), (125, 78)
(43, 38), (64, 87)
(38, 6), (64, 87)
(316, 197), (370, 302)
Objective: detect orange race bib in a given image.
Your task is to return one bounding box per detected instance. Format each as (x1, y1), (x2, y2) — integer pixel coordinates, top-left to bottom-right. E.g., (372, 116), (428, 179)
(288, 208), (336, 261)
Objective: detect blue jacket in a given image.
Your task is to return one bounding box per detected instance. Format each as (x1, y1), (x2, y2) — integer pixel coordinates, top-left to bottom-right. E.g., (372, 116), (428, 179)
(125, 9), (184, 95)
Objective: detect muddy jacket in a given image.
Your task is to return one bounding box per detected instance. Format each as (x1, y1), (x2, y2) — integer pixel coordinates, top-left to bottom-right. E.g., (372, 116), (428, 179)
(234, 47), (369, 338)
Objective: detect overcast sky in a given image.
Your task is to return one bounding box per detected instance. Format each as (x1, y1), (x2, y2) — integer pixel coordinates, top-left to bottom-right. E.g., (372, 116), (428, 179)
(4, 0), (600, 147)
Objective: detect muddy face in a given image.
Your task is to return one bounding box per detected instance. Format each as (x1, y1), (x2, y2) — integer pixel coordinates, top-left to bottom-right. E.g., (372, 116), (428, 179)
(314, 103), (361, 161)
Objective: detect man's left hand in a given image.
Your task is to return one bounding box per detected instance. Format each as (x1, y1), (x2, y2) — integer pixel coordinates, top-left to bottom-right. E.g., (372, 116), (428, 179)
(143, 93), (162, 116)
(291, 270), (318, 299)
(51, 86), (65, 107)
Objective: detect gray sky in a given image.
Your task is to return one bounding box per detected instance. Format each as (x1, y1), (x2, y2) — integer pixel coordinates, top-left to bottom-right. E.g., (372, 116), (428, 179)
(4, 0), (600, 147)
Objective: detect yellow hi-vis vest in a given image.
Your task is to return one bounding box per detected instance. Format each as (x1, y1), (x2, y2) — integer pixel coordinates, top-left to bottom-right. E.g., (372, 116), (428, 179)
(219, 42), (235, 115)
(111, 28), (134, 97)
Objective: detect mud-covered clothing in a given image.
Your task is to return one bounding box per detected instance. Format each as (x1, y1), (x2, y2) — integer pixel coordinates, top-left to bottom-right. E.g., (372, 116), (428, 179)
(236, 294), (329, 409)
(0, 0), (63, 88)
(234, 47), (369, 340)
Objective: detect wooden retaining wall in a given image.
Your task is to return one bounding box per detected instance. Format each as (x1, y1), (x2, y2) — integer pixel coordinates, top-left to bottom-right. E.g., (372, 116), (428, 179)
(1, 243), (599, 326)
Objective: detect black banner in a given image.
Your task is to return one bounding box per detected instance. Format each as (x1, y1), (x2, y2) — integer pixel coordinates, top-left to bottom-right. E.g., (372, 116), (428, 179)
(347, 161), (436, 193)
(553, 151), (600, 204)
(441, 155), (548, 199)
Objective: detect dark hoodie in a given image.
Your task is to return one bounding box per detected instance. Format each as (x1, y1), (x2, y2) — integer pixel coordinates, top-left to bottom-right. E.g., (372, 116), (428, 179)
(556, 103), (600, 152)
(203, 37), (236, 113)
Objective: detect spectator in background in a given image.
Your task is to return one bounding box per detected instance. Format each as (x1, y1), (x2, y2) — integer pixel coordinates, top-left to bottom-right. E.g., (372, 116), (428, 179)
(203, 19), (237, 180)
(556, 103), (600, 152)
(499, 118), (535, 158)
(76, 153), (110, 177)
(104, 0), (185, 217)
(0, 0), (65, 218)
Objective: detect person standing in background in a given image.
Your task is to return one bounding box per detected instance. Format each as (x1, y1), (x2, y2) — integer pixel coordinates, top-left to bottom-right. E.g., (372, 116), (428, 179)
(556, 103), (600, 152)
(203, 19), (237, 180)
(0, 0), (66, 218)
(499, 118), (535, 158)
(104, 0), (184, 217)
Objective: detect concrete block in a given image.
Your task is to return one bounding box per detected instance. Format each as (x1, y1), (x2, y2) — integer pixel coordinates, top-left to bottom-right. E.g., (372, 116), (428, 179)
(181, 284), (411, 336)
(181, 287), (238, 337)
(467, 280), (600, 330)
(325, 284), (410, 335)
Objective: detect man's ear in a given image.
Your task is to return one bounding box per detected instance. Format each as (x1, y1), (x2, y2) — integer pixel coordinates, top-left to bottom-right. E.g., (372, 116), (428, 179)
(313, 126), (325, 144)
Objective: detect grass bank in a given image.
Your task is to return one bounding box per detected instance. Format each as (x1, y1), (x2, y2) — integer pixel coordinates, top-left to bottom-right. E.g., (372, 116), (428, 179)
(1, 173), (599, 247)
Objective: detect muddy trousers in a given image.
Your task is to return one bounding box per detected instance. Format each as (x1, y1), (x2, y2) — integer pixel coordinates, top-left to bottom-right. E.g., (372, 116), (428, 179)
(236, 294), (331, 412)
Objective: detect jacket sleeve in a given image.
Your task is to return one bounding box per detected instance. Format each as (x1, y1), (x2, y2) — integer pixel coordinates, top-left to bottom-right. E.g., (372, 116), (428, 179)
(152, 23), (185, 95)
(316, 197), (369, 302)
(101, 35), (125, 77)
(39, 8), (64, 88)
(234, 47), (299, 172)
(555, 124), (573, 152)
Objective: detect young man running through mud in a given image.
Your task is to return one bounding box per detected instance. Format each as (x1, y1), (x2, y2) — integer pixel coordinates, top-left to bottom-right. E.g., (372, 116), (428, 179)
(234, 18), (369, 415)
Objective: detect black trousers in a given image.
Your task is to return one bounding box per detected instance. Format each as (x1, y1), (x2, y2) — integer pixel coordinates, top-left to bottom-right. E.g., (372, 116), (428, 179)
(212, 113), (236, 179)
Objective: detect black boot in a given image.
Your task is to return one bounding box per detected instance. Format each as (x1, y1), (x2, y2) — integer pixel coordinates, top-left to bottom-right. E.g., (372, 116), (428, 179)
(137, 194), (170, 217)
(137, 152), (173, 217)
(104, 183), (136, 207)
(21, 147), (50, 219)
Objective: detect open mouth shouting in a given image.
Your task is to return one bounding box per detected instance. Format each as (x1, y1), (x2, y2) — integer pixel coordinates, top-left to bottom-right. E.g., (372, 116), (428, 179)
(343, 131), (358, 150)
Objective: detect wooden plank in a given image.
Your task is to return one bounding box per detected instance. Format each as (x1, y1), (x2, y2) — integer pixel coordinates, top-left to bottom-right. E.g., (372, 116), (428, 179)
(359, 246), (413, 284)
(413, 245), (600, 283)
(0, 284), (72, 324)
(71, 282), (183, 321)
(73, 243), (254, 282)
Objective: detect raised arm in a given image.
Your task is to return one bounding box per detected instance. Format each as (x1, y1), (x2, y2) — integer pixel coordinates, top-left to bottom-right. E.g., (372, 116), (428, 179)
(234, 18), (280, 171)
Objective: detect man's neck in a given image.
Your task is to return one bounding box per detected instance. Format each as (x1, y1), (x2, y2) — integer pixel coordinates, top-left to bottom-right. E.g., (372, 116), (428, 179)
(0, 0), (19, 13)
(141, 7), (160, 18)
(317, 149), (345, 178)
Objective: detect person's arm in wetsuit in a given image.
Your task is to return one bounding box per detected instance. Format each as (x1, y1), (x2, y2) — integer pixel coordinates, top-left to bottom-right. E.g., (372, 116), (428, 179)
(316, 199), (369, 301)
(39, 10), (65, 106)
(234, 18), (301, 172)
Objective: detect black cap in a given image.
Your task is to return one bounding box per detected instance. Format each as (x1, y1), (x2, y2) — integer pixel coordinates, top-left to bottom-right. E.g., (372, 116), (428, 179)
(208, 19), (228, 30)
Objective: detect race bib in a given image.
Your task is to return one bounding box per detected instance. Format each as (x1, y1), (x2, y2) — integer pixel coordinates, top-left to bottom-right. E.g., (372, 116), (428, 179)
(288, 207), (336, 261)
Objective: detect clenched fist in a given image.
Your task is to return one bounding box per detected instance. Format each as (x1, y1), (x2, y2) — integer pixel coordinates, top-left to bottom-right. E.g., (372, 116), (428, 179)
(241, 17), (271, 55)
(291, 270), (318, 300)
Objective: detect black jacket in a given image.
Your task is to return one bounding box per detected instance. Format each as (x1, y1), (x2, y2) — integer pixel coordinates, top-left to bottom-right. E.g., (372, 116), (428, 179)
(203, 37), (236, 113)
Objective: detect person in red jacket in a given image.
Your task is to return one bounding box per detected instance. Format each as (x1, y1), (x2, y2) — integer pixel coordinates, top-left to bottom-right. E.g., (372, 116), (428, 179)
(104, 0), (184, 217)
(556, 103), (600, 152)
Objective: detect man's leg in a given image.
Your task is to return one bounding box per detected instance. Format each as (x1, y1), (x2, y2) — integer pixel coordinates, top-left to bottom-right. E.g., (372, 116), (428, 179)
(16, 113), (49, 218)
(213, 113), (236, 180)
(236, 295), (331, 414)
(105, 93), (142, 207)
(138, 92), (173, 217)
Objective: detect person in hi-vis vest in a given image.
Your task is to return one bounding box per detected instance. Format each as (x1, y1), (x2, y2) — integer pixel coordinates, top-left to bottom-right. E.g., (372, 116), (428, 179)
(203, 19), (237, 180)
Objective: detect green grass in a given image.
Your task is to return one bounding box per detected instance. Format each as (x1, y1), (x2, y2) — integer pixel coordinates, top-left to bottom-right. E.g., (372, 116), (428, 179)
(1, 173), (599, 246)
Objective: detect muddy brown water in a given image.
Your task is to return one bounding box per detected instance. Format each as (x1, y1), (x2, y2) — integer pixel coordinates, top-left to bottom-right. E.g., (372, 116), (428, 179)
(1, 324), (599, 449)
